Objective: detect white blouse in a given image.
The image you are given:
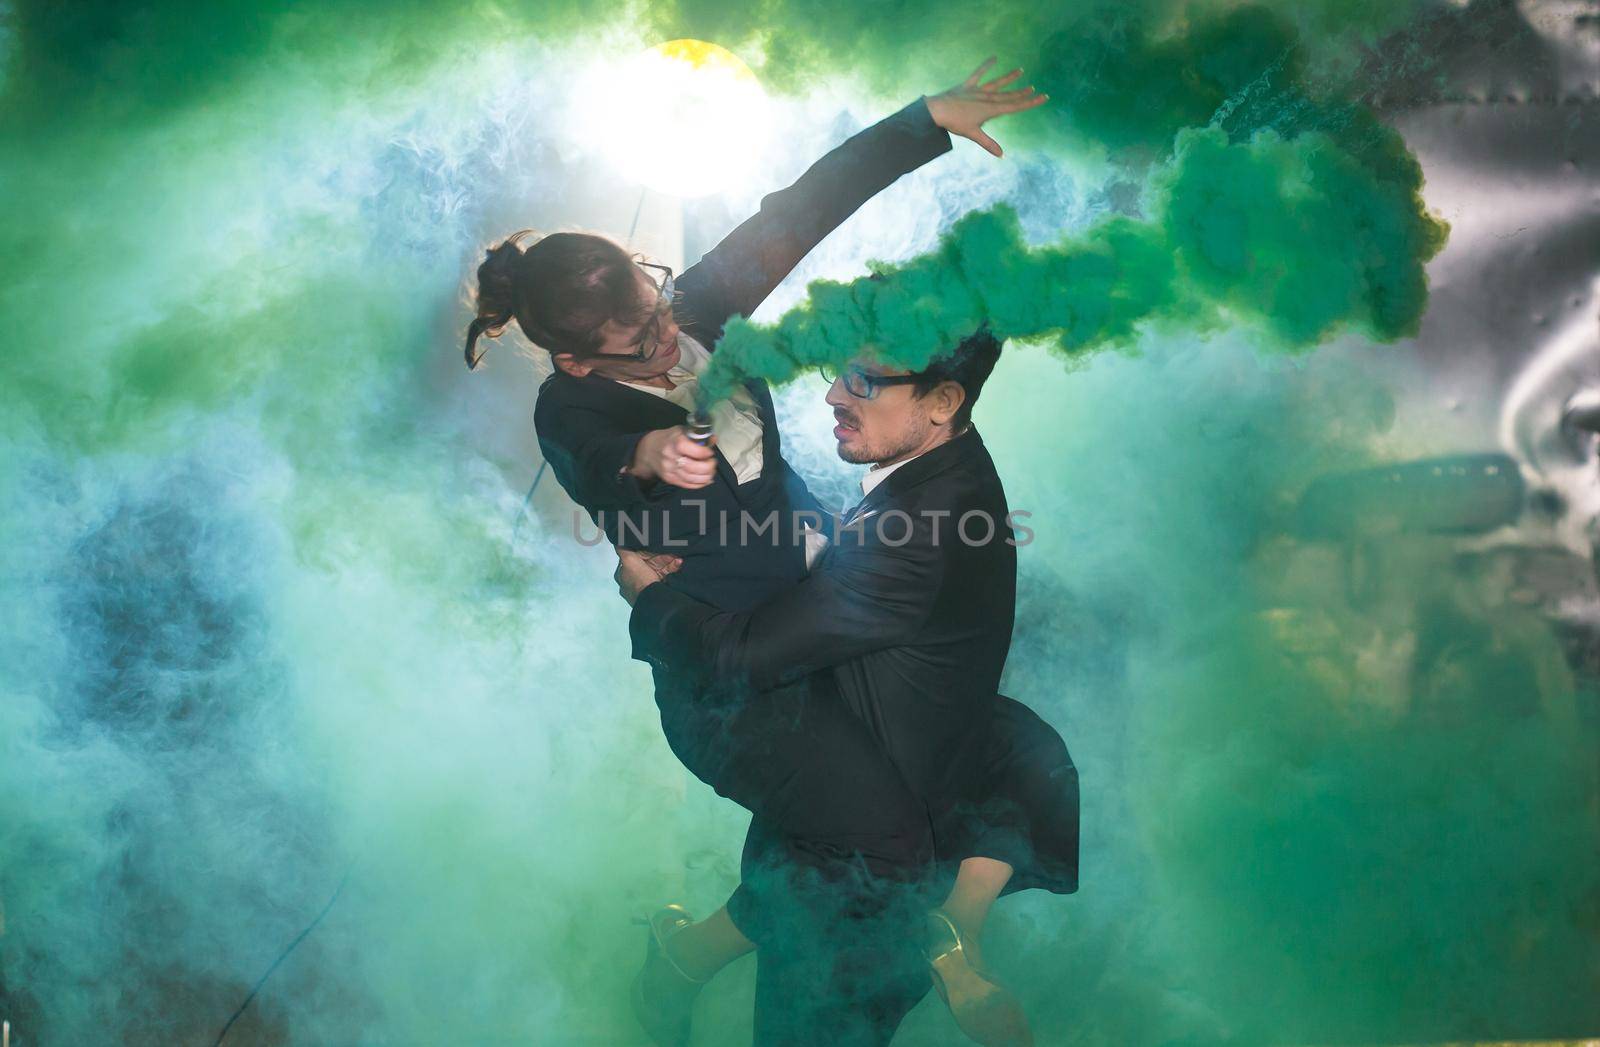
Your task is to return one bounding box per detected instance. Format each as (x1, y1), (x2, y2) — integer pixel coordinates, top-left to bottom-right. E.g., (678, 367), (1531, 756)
(620, 331), (766, 485)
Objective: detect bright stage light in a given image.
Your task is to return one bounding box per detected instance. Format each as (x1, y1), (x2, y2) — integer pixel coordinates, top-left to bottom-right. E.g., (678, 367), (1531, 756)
(582, 39), (771, 199)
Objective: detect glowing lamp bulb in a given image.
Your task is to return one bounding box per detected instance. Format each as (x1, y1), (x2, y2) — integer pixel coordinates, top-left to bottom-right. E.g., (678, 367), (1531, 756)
(588, 39), (770, 198)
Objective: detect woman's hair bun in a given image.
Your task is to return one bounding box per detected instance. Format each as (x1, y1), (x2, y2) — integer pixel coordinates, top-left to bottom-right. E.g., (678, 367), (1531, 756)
(464, 230), (535, 369)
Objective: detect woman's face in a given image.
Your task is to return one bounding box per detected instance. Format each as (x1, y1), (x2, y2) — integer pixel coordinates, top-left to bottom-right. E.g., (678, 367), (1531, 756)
(553, 267), (682, 381)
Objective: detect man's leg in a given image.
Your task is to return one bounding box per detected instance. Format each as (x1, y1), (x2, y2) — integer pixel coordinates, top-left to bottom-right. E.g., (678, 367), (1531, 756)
(747, 851), (933, 1047)
(752, 942), (931, 1047)
(649, 669), (933, 959)
(632, 671), (934, 1046)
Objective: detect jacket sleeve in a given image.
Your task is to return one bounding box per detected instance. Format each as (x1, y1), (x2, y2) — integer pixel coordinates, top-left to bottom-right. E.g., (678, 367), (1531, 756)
(629, 522), (945, 691)
(674, 96), (953, 344)
(535, 400), (675, 516)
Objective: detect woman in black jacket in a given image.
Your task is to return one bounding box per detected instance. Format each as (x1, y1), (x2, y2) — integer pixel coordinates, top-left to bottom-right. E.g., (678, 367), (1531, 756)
(465, 63), (1059, 1047)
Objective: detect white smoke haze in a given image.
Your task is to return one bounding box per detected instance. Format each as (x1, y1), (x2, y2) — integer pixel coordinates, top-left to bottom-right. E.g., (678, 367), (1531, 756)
(1, 7), (1597, 1046)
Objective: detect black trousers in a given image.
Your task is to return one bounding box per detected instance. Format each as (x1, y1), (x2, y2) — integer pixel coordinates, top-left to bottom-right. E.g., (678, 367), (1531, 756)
(738, 815), (935, 1046)
(651, 667), (934, 944)
(650, 670), (1079, 1045)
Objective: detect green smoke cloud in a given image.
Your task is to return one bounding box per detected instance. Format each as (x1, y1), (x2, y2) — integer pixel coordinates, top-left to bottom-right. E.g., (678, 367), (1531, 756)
(979, 335), (1600, 1043)
(700, 6), (1449, 403)
(648, 0), (1426, 119)
(3, 1), (1593, 1044)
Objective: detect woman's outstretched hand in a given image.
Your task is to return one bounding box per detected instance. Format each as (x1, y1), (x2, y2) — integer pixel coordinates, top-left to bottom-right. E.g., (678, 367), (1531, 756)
(924, 56), (1048, 158)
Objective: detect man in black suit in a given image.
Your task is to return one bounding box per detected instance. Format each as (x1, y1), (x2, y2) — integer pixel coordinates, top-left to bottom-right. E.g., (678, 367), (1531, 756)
(624, 335), (1019, 858)
(619, 331), (1077, 1046)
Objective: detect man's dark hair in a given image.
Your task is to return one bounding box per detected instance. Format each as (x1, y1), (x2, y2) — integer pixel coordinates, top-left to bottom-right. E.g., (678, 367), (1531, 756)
(910, 325), (1003, 431)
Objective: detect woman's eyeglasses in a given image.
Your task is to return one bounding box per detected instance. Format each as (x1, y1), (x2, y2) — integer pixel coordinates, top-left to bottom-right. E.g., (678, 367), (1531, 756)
(622, 262), (676, 362)
(818, 362), (921, 399)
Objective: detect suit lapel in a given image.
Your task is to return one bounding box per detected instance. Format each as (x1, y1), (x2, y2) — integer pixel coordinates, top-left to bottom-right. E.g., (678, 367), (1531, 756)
(863, 428), (985, 513)
(848, 484), (892, 524)
(744, 377), (779, 460)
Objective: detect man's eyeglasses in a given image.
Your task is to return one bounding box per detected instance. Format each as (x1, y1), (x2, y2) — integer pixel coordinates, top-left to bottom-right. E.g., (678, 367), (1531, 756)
(819, 362), (921, 400)
(621, 261), (676, 362)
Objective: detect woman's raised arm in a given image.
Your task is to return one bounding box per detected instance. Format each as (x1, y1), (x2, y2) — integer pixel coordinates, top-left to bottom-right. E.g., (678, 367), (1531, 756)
(674, 59), (1046, 348)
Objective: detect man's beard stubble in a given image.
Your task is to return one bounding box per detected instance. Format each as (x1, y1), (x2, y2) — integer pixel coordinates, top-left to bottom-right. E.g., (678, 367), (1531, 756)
(833, 407), (932, 466)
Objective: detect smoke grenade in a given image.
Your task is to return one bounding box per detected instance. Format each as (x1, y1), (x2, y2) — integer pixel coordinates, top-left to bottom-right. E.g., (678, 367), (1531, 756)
(685, 410), (715, 448)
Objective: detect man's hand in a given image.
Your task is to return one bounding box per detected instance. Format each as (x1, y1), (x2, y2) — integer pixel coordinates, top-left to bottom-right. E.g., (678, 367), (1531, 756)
(925, 56), (1048, 158)
(615, 549), (682, 606)
(630, 425), (717, 489)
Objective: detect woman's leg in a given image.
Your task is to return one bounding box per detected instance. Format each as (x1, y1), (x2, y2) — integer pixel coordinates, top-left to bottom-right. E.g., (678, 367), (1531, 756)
(659, 904), (754, 982)
(926, 858), (1030, 1047)
(940, 856), (1013, 945)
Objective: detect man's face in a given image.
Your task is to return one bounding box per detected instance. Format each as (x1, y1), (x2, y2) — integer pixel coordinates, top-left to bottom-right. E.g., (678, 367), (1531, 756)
(825, 361), (940, 466)
(555, 266), (681, 381)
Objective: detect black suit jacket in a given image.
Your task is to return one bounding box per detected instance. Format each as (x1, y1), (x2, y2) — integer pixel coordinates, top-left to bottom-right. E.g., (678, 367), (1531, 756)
(630, 428), (1017, 806)
(534, 98), (953, 613)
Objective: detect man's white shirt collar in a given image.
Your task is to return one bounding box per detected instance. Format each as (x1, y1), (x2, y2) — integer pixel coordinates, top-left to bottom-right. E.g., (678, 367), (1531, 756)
(859, 453), (921, 499)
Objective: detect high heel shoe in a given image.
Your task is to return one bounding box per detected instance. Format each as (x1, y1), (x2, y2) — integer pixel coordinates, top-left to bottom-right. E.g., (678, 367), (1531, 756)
(925, 908), (1033, 1047)
(629, 904), (708, 1047)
